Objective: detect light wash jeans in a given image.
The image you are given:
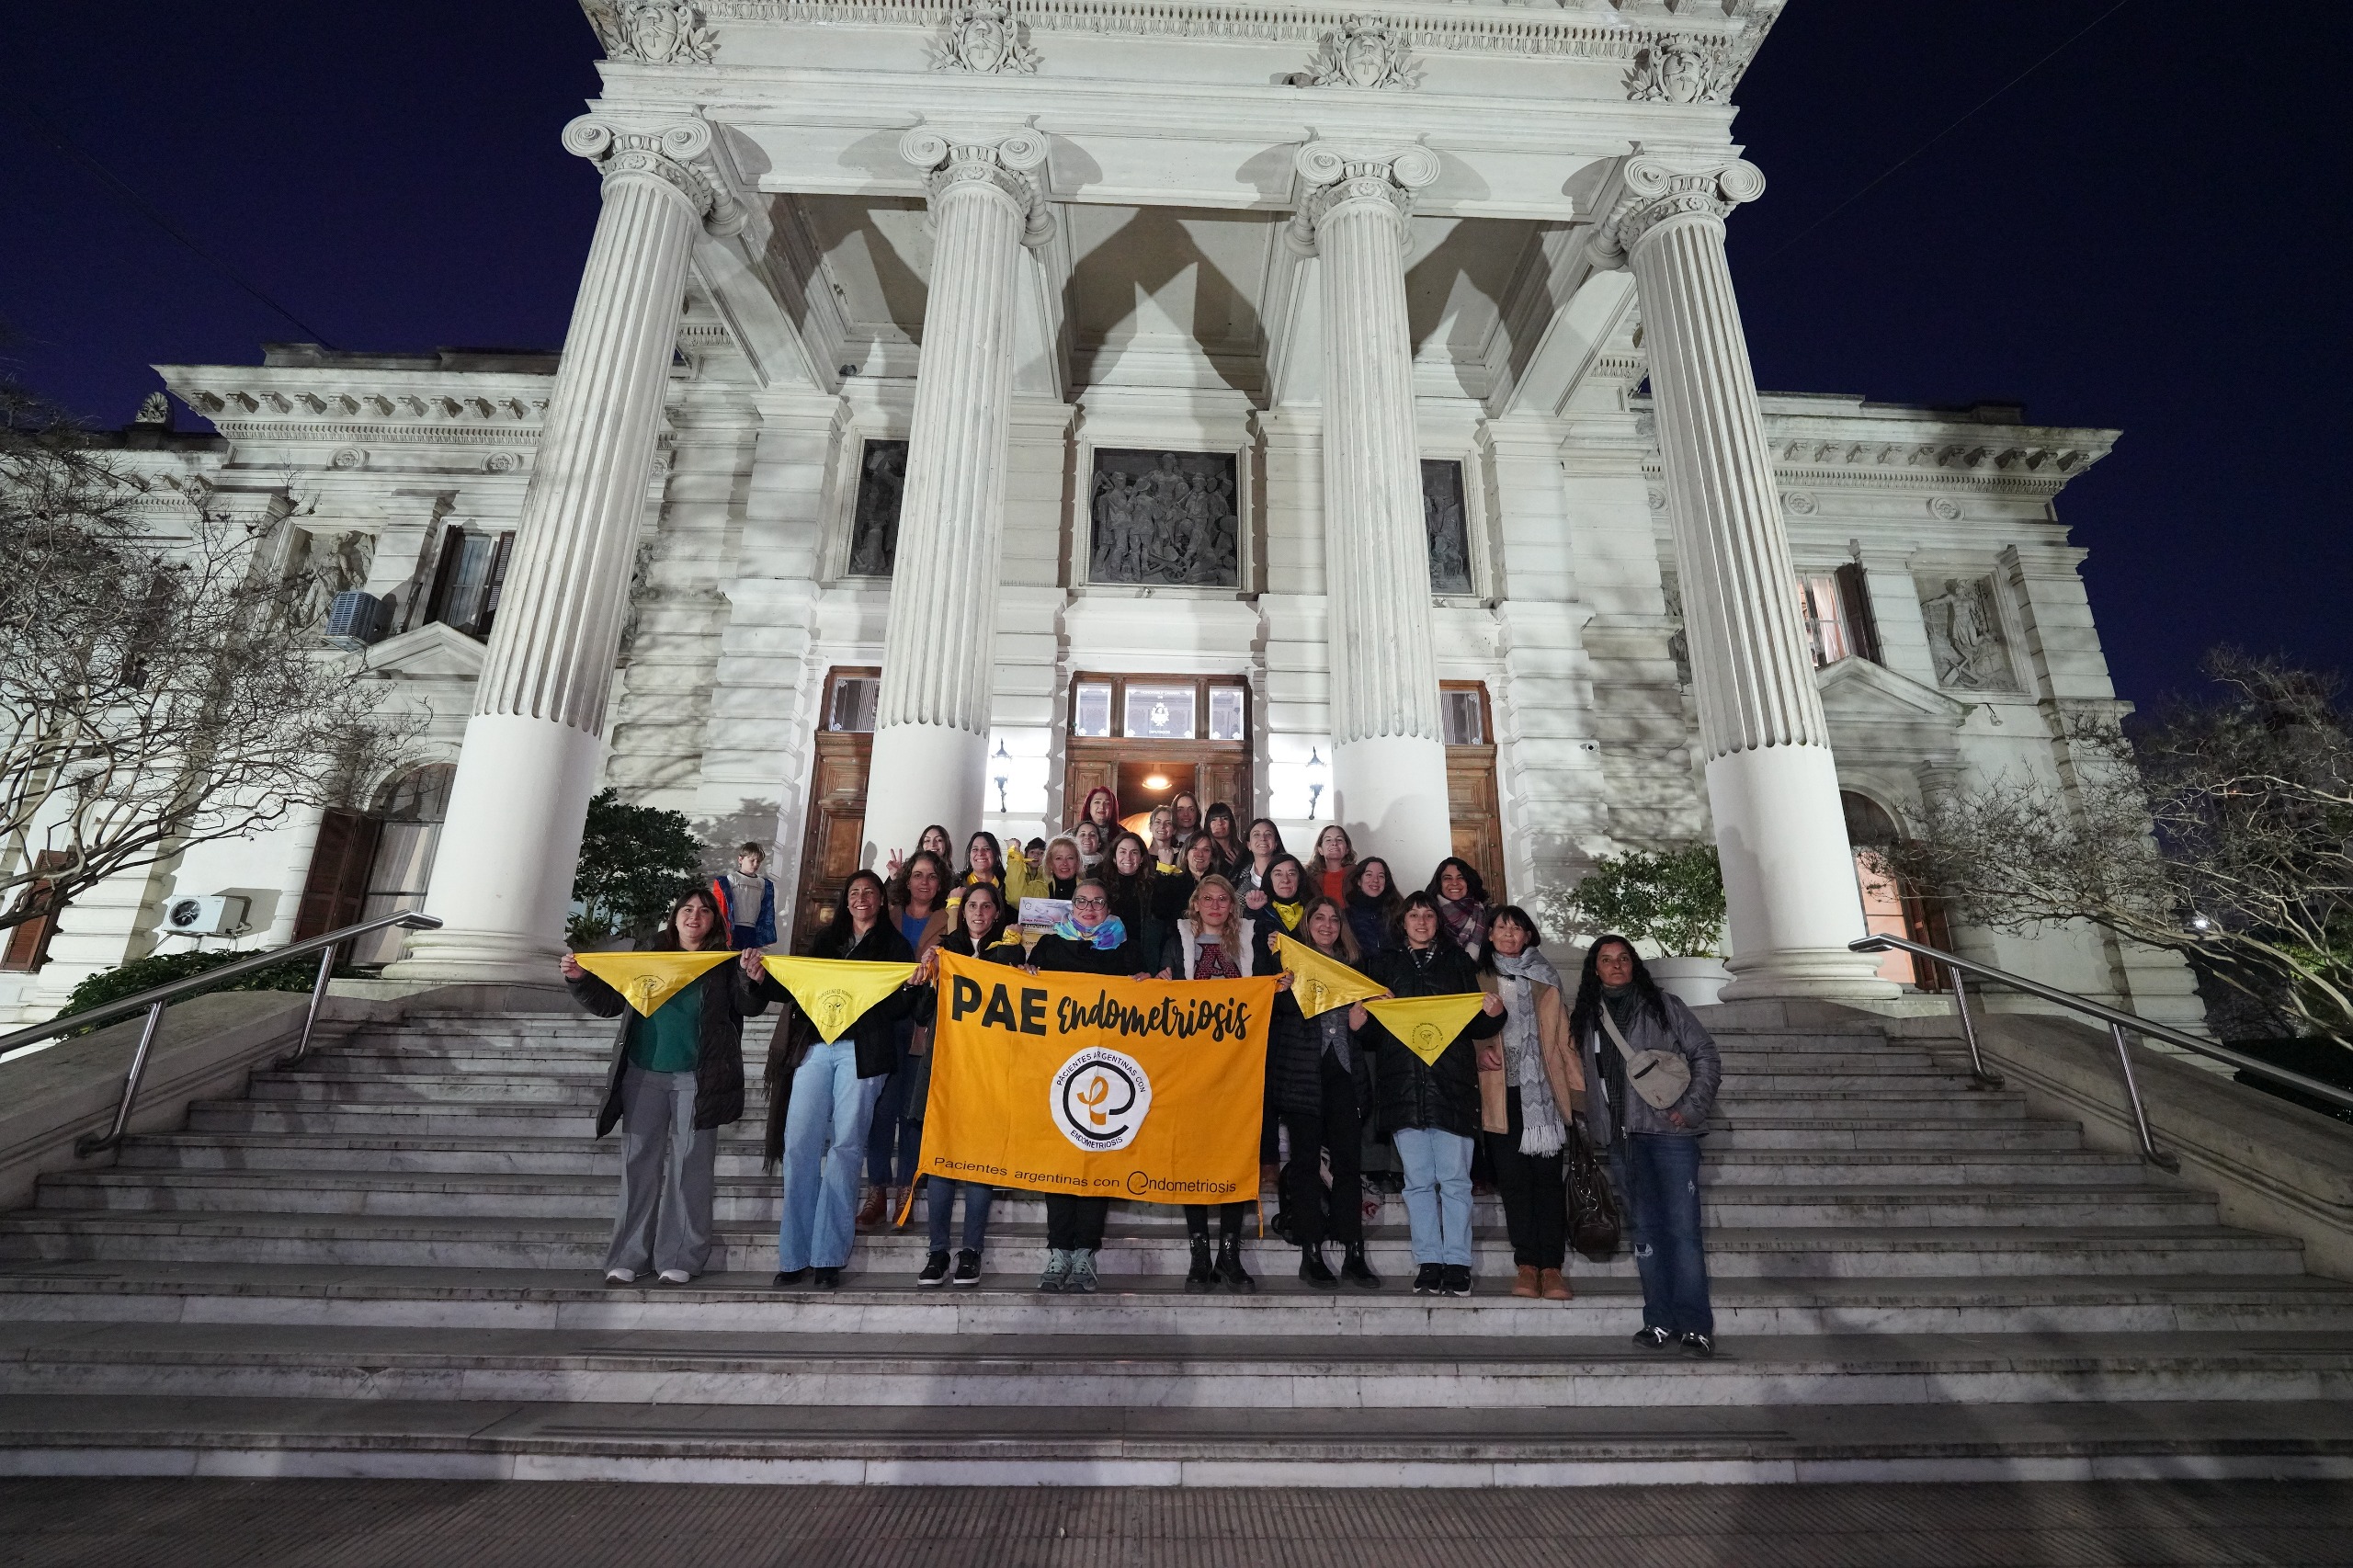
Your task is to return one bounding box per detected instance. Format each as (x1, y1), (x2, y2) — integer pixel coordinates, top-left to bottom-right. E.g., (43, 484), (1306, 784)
(1392, 1127), (1474, 1267)
(778, 1039), (884, 1271)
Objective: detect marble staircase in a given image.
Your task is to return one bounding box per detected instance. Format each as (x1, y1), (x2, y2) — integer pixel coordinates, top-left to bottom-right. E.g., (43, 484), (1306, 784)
(0, 1000), (2348, 1484)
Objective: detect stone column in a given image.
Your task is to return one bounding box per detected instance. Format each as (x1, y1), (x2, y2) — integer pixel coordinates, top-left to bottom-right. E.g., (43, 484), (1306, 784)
(393, 118), (734, 981)
(1292, 141), (1455, 880)
(1593, 153), (1892, 998)
(858, 129), (1051, 867)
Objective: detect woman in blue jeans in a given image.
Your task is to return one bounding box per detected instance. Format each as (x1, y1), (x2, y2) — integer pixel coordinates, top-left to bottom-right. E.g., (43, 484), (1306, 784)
(1354, 892), (1506, 1297)
(760, 870), (921, 1290)
(1569, 934), (1723, 1355)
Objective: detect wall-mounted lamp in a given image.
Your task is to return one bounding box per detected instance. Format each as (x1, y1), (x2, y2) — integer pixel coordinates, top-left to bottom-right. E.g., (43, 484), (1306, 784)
(1305, 747), (1325, 821)
(1143, 773), (1170, 792)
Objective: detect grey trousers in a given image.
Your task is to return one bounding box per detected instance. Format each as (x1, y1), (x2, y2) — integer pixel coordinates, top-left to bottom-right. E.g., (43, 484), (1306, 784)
(607, 1066), (717, 1277)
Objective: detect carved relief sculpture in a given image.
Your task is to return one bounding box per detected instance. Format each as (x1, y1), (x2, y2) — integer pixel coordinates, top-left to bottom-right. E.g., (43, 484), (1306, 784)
(1622, 35), (1739, 104)
(847, 439), (909, 576)
(134, 392), (171, 426)
(1421, 460), (1472, 595)
(1087, 449), (1239, 588)
(1919, 575), (2018, 691)
(585, 2), (720, 64)
(1296, 16), (1418, 90)
(932, 0), (1040, 74)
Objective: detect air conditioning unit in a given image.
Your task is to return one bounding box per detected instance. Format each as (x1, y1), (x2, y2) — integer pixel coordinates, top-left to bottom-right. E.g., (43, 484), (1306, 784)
(165, 894), (249, 937)
(324, 590), (389, 649)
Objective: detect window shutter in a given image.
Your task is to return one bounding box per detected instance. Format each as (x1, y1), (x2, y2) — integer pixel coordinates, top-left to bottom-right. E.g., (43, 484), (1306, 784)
(422, 526), (464, 629)
(1836, 562), (1882, 665)
(476, 532), (515, 637)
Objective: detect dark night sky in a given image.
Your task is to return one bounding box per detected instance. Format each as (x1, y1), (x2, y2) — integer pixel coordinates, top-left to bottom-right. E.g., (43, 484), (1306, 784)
(6, 2), (2346, 709)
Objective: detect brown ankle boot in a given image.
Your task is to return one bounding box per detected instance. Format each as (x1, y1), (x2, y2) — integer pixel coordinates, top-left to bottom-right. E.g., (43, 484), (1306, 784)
(856, 1185), (890, 1229)
(1540, 1267), (1572, 1301)
(1511, 1264), (1540, 1299)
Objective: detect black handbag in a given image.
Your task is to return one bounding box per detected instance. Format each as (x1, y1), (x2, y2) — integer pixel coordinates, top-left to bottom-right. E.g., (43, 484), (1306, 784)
(1565, 1120), (1622, 1263)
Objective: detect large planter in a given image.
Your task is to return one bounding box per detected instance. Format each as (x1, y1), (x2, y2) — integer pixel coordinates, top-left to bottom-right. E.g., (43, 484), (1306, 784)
(1648, 957), (1732, 1008)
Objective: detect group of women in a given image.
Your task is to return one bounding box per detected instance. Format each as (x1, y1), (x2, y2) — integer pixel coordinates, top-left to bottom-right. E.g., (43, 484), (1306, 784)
(562, 794), (1723, 1355)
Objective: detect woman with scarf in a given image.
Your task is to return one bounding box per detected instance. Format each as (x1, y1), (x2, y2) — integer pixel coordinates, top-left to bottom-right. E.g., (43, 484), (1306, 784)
(1233, 817), (1287, 896)
(1352, 891), (1506, 1297)
(1266, 894), (1379, 1289)
(1099, 831), (1167, 968)
(761, 870), (924, 1290)
(1309, 824), (1356, 904)
(1572, 934), (1723, 1356)
(1427, 858), (1491, 956)
(563, 887), (768, 1287)
(1025, 877), (1150, 1293)
(905, 881), (1025, 1287)
(1157, 873), (1262, 1291)
(1346, 858), (1404, 958)
(1243, 853), (1310, 960)
(1472, 906), (1585, 1301)
(858, 849), (957, 1229)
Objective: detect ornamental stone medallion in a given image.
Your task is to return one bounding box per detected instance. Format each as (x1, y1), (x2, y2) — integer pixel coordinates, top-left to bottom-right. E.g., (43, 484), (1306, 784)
(1622, 36), (1738, 104)
(932, 0), (1040, 74)
(1088, 449), (1239, 588)
(587, 1), (719, 64)
(1295, 16), (1418, 90)
(1917, 574), (2019, 692)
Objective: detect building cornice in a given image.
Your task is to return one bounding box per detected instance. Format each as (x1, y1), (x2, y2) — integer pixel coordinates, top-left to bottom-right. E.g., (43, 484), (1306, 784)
(157, 364), (557, 460)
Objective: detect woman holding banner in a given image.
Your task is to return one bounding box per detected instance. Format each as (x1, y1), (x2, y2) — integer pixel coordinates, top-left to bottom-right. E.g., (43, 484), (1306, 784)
(762, 870), (922, 1290)
(1026, 876), (1149, 1293)
(1353, 891), (1506, 1297)
(1159, 874), (1261, 1293)
(563, 887), (768, 1287)
(908, 881), (1024, 1287)
(1473, 905), (1585, 1301)
(1267, 896), (1379, 1289)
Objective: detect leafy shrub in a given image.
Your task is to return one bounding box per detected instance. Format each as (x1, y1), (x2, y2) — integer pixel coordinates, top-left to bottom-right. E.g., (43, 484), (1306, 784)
(1541, 844), (1727, 959)
(61, 947), (356, 1024)
(568, 789), (707, 946)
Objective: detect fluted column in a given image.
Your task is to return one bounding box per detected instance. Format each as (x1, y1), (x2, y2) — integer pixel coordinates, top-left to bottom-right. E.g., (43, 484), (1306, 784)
(1594, 153), (1892, 998)
(1293, 141), (1455, 879)
(394, 118), (733, 981)
(859, 129), (1050, 866)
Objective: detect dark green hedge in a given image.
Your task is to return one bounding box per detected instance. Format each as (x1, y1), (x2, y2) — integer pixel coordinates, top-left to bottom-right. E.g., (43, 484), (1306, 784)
(61, 949), (358, 1024)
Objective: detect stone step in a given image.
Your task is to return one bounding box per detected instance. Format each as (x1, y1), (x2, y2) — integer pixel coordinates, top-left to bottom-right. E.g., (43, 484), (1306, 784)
(113, 1132), (2148, 1187)
(2, 1320), (2345, 1409)
(7, 1264), (2349, 1337)
(179, 1100), (2095, 1151)
(6, 1392), (2349, 1486)
(30, 1169), (2222, 1232)
(0, 1211), (2306, 1278)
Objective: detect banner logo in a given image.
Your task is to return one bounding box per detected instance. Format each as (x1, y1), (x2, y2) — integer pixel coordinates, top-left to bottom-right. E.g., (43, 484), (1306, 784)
(809, 988), (855, 1038)
(1050, 1047), (1153, 1151)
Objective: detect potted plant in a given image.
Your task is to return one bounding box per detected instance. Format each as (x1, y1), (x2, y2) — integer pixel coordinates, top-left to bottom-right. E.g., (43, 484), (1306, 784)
(1553, 844), (1732, 1006)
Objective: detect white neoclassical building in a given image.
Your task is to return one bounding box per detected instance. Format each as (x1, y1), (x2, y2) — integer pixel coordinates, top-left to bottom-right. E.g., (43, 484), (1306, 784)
(0, 0), (2204, 1030)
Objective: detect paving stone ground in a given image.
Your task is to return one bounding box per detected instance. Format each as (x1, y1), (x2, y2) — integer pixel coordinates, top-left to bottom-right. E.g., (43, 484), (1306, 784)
(5, 1478), (2352, 1568)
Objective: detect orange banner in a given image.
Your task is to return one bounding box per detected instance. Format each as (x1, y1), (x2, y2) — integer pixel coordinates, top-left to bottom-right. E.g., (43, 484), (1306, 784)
(915, 949), (1275, 1206)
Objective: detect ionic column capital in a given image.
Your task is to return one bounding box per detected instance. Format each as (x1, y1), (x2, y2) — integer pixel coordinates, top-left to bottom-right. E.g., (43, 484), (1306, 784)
(1590, 153), (1765, 268)
(900, 127), (1054, 247)
(562, 115), (746, 235)
(1288, 141), (1441, 255)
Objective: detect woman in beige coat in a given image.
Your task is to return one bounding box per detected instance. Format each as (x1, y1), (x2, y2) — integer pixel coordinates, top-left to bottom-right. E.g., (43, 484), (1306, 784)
(1473, 905), (1586, 1300)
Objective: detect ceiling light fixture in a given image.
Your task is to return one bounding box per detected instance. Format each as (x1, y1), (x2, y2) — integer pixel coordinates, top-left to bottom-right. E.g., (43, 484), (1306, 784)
(1143, 773), (1170, 791)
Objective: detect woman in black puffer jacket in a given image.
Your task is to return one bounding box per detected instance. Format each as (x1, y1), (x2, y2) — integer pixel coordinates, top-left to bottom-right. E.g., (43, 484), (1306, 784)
(1353, 891), (1505, 1300)
(1265, 895), (1379, 1290)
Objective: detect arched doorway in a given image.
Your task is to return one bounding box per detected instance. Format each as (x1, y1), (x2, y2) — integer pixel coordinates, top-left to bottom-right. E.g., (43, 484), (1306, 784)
(349, 765), (456, 965)
(1841, 790), (1948, 990)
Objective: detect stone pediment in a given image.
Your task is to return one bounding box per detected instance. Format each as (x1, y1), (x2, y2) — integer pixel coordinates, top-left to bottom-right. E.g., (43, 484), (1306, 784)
(1818, 655), (1969, 726)
(360, 621), (486, 682)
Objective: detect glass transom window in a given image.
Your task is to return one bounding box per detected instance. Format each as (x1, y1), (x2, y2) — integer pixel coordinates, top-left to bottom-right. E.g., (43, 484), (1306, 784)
(1124, 685), (1197, 740)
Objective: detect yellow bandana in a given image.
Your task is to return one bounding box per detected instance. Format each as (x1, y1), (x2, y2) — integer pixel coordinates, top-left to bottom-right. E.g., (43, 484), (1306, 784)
(762, 956), (917, 1043)
(1272, 899), (1304, 932)
(1364, 994), (1488, 1066)
(1273, 934), (1384, 1019)
(572, 949), (738, 1018)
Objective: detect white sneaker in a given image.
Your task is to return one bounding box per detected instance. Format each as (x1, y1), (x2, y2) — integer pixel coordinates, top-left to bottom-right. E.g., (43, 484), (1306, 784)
(605, 1267), (637, 1285)
(658, 1268), (690, 1285)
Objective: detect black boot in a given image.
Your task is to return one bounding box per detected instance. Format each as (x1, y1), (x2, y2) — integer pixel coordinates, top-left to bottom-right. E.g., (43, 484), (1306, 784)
(1341, 1244), (1381, 1290)
(1299, 1243), (1339, 1289)
(1185, 1234), (1215, 1291)
(1216, 1236), (1257, 1294)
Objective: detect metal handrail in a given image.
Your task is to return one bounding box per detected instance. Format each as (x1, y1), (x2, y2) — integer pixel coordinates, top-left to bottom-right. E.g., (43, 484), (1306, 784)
(1852, 933), (2353, 1172)
(0, 911), (442, 1156)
